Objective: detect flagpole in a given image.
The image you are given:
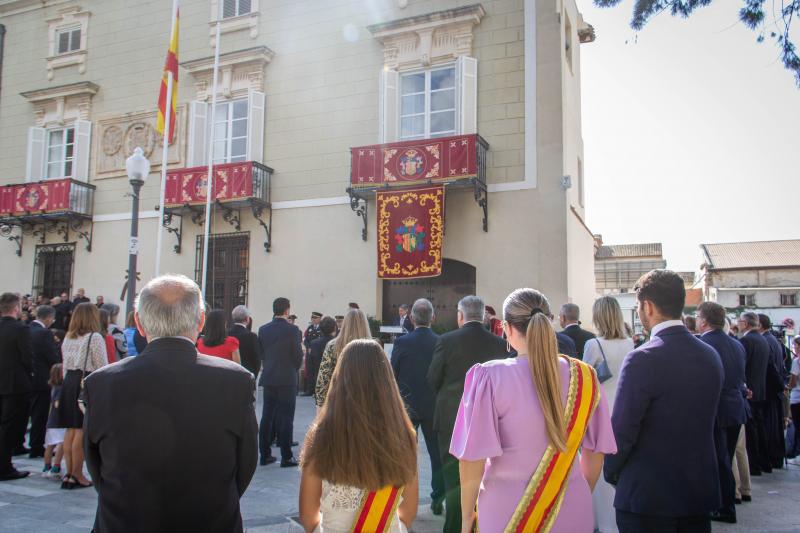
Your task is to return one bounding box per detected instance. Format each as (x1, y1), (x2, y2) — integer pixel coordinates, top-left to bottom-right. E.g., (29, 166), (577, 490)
(201, 21), (221, 301)
(155, 0), (179, 277)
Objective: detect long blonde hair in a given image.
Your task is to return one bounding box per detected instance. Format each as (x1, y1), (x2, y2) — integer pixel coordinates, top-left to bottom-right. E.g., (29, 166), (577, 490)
(332, 308), (371, 360)
(592, 296), (628, 340)
(302, 339), (417, 490)
(503, 288), (566, 451)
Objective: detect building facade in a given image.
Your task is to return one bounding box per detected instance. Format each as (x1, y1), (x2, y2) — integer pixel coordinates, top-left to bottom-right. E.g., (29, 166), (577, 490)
(594, 240), (666, 295)
(0, 0), (597, 329)
(701, 240), (800, 328)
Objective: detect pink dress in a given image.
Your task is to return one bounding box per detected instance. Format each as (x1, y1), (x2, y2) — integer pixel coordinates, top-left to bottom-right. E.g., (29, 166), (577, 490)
(450, 356), (617, 533)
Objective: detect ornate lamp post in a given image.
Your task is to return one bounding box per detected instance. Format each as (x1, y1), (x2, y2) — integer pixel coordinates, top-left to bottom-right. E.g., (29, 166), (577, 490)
(125, 147), (150, 317)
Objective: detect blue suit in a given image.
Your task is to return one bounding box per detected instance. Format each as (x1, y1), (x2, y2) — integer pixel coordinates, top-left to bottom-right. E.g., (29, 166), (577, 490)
(390, 326), (444, 503)
(700, 329), (749, 517)
(605, 324), (723, 526)
(257, 318), (302, 462)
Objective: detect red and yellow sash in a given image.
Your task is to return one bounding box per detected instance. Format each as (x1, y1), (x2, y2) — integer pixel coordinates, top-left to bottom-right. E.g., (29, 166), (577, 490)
(351, 485), (403, 533)
(504, 357), (600, 533)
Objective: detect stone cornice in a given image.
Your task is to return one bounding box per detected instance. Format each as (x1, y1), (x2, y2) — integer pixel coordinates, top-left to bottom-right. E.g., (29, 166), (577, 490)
(181, 46), (274, 74)
(20, 81), (99, 103)
(367, 4), (485, 35)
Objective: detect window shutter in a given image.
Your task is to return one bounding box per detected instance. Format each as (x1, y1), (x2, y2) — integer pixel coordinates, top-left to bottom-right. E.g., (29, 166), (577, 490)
(458, 56), (478, 134)
(222, 0), (236, 18)
(26, 127), (46, 182)
(73, 120), (92, 180)
(58, 31), (70, 54)
(379, 69), (399, 143)
(187, 100), (208, 167)
(246, 91), (265, 163)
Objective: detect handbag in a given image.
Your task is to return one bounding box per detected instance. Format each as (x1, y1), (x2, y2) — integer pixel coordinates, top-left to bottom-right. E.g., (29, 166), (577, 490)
(592, 338), (613, 384)
(77, 332), (95, 414)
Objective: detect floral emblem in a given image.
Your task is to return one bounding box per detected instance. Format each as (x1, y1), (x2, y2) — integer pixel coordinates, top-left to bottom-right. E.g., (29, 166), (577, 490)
(394, 215), (426, 253)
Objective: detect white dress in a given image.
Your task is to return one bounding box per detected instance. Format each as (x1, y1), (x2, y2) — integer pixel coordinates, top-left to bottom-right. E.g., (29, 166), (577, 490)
(316, 481), (408, 533)
(582, 336), (634, 533)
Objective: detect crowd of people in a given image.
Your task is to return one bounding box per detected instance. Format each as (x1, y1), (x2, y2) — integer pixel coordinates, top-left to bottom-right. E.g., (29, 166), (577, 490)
(0, 269), (798, 533)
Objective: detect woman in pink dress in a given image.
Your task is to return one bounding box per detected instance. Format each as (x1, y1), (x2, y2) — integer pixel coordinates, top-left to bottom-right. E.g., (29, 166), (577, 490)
(451, 288), (617, 533)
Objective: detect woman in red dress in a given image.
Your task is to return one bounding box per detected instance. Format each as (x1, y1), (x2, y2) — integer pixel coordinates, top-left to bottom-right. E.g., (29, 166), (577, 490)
(197, 309), (241, 364)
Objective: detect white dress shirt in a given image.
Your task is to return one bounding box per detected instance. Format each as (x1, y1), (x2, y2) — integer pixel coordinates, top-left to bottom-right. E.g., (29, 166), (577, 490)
(649, 319), (685, 337)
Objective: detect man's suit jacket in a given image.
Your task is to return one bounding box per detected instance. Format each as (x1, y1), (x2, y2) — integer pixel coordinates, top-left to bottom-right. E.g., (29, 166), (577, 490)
(392, 326), (439, 421)
(700, 329), (749, 428)
(763, 331), (788, 397)
(400, 314), (415, 333)
(561, 323), (595, 359)
(229, 324), (261, 377)
(29, 321), (61, 391)
(427, 322), (507, 439)
(258, 318), (303, 388)
(0, 316), (33, 395)
(556, 332), (577, 358)
(604, 325), (723, 517)
(84, 337), (257, 533)
(740, 329), (770, 402)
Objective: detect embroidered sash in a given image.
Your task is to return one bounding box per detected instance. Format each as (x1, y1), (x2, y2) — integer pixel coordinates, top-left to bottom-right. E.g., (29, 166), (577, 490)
(504, 357), (600, 533)
(351, 485), (404, 533)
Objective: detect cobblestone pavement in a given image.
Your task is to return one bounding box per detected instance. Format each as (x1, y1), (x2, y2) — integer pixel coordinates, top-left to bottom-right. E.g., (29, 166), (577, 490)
(1, 391), (798, 532)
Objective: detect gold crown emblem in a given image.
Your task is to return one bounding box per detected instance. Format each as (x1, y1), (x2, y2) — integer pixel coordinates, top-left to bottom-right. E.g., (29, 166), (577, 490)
(404, 149), (418, 157)
(402, 216), (418, 227)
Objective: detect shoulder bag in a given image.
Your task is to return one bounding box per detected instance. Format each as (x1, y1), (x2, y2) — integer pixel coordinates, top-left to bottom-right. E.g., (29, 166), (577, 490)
(77, 332), (95, 414)
(592, 338), (613, 384)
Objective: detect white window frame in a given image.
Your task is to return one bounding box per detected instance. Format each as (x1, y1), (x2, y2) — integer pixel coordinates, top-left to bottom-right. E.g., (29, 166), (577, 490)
(780, 293), (797, 306)
(209, 0), (260, 44)
(220, 0), (252, 19)
(211, 98), (249, 165)
(45, 127), (76, 179)
(56, 26), (82, 55)
(46, 7), (90, 80)
(399, 65), (457, 141)
(739, 294), (756, 307)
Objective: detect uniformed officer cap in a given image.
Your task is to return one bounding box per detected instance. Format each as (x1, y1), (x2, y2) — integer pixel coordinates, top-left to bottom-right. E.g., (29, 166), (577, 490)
(311, 311), (323, 318)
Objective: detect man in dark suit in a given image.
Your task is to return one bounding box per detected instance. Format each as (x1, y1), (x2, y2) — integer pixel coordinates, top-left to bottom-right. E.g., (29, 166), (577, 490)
(392, 298), (445, 516)
(27, 305), (61, 458)
(258, 297), (303, 467)
(559, 303), (595, 360)
(605, 270), (723, 533)
(84, 274), (257, 533)
(307, 316), (336, 401)
(757, 314), (788, 470)
(697, 302), (749, 523)
(398, 303), (414, 333)
(0, 293), (34, 480)
(428, 295), (507, 533)
(737, 311), (771, 475)
(229, 305), (261, 378)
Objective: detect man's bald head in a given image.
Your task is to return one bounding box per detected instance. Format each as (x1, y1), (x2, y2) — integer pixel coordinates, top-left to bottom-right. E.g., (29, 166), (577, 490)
(135, 274), (204, 340)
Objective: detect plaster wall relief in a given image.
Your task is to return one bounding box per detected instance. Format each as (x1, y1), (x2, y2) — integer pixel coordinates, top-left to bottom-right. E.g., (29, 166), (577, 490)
(93, 107), (186, 179)
(182, 46), (273, 101)
(21, 82), (98, 127)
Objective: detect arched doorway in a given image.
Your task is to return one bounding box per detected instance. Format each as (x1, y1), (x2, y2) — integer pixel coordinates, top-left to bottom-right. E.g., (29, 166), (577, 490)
(382, 259), (476, 332)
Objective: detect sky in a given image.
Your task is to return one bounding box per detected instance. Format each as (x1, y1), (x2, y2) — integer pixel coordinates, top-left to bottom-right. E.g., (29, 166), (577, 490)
(575, 0), (800, 275)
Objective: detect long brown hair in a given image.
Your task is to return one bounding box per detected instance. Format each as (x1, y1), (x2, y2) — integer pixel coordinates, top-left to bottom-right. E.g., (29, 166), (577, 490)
(301, 339), (417, 490)
(503, 288), (567, 451)
(332, 308), (371, 360)
(67, 302), (101, 339)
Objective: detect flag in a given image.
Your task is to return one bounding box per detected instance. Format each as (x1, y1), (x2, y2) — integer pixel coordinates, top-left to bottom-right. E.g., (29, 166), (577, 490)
(156, 7), (179, 143)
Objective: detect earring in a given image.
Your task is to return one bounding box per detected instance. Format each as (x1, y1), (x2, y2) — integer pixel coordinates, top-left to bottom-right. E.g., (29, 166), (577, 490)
(506, 341), (511, 353)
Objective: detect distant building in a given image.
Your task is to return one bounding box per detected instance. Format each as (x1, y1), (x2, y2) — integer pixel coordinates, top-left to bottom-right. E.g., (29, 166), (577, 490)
(677, 271), (696, 288)
(594, 239), (666, 295)
(701, 239), (800, 328)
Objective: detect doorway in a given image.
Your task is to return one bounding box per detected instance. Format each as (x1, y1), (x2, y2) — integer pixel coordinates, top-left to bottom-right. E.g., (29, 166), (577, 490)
(195, 232), (249, 317)
(32, 243), (75, 299)
(382, 259), (476, 332)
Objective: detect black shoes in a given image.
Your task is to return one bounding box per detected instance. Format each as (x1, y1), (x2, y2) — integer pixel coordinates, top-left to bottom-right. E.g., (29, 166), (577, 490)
(280, 458), (299, 468)
(260, 456), (277, 466)
(12, 447), (30, 457)
(430, 499), (444, 516)
(734, 498), (742, 504)
(0, 469), (30, 481)
(710, 512), (736, 524)
(28, 450), (45, 459)
(742, 494), (752, 502)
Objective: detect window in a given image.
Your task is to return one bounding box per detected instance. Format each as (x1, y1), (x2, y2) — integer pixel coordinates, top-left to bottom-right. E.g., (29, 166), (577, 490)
(45, 128), (75, 179)
(212, 99), (248, 164)
(400, 66), (456, 140)
(739, 294), (755, 307)
(56, 27), (81, 54)
(781, 293), (797, 306)
(221, 0), (251, 18)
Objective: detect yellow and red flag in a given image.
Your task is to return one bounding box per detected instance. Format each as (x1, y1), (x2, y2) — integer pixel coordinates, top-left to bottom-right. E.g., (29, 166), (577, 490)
(156, 6), (179, 143)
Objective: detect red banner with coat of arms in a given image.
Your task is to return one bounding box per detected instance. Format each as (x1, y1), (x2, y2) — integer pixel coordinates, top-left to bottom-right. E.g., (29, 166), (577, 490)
(377, 185), (444, 279)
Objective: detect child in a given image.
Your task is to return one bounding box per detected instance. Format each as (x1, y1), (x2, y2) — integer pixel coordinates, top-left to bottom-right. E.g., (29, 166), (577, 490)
(43, 364), (66, 480)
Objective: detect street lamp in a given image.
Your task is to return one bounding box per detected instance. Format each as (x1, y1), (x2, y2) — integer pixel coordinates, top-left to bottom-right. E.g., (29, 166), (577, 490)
(125, 147), (150, 317)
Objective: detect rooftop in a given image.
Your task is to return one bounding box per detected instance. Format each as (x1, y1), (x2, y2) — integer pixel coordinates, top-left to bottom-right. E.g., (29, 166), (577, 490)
(701, 240), (800, 270)
(595, 243), (663, 259)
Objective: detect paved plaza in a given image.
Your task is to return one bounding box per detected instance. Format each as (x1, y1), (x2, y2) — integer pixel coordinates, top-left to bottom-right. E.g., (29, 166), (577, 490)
(1, 391), (799, 532)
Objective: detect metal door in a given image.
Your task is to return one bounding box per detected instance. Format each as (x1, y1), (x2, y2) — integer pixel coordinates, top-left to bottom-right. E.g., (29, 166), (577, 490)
(195, 232), (249, 316)
(32, 243), (75, 299)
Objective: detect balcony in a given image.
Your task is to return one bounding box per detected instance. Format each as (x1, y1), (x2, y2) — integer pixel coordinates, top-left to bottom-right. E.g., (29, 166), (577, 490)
(347, 133), (489, 240)
(163, 160), (274, 253)
(0, 179), (96, 255)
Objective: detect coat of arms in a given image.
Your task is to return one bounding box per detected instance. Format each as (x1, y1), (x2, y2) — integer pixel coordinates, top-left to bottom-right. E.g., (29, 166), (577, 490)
(398, 149), (425, 178)
(394, 216), (426, 253)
